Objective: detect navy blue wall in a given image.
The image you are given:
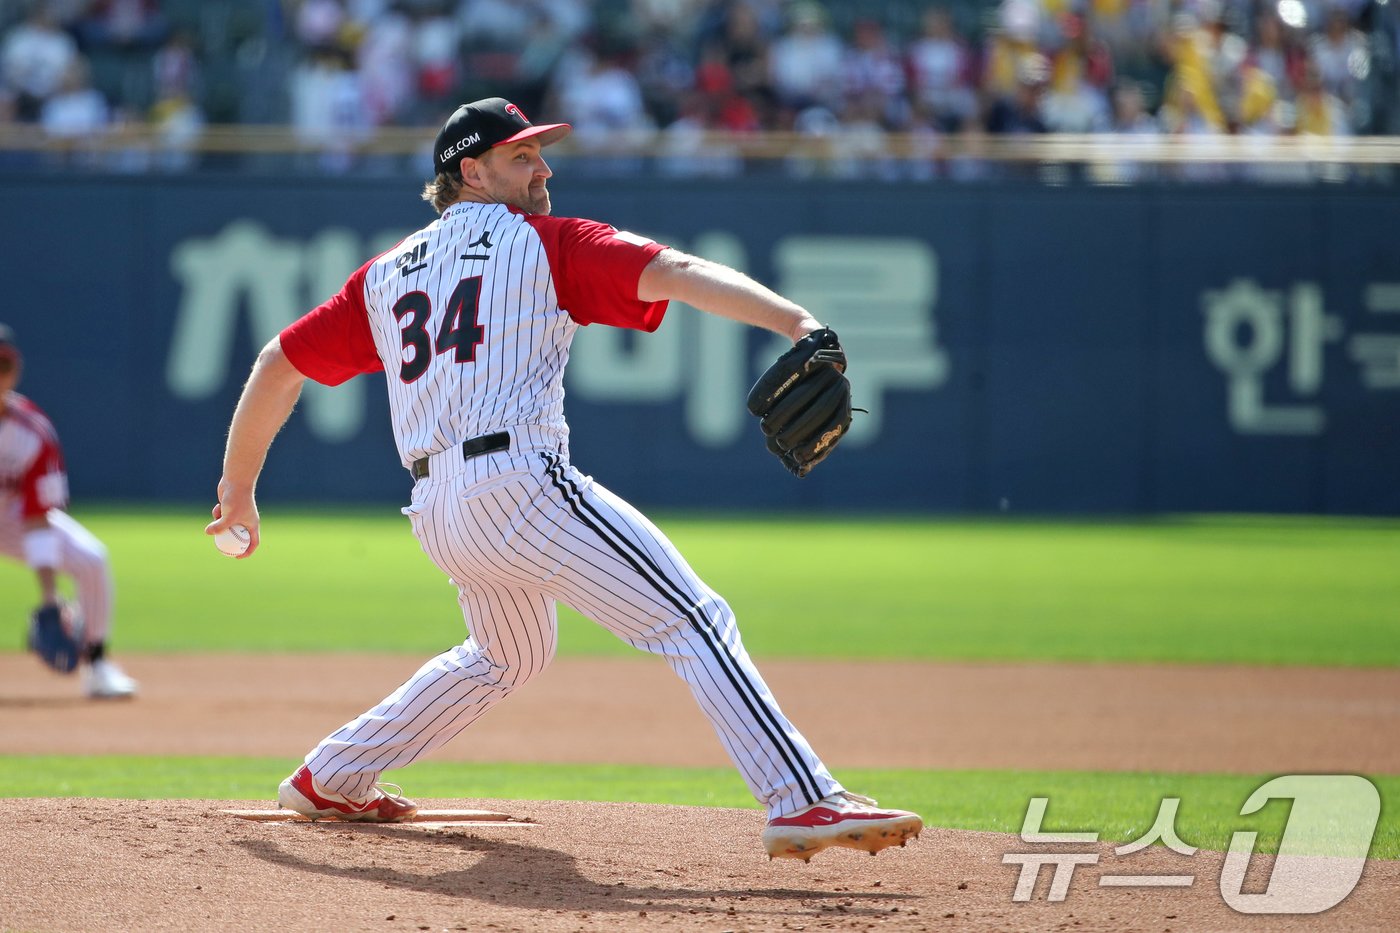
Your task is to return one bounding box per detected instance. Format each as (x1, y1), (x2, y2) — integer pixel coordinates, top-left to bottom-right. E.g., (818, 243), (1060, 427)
(5, 174), (1398, 513)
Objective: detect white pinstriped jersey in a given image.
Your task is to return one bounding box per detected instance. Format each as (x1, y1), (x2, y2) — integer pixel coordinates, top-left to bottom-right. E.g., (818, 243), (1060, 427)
(274, 200), (844, 819)
(281, 201), (667, 467)
(0, 392), (68, 530)
(0, 392), (116, 644)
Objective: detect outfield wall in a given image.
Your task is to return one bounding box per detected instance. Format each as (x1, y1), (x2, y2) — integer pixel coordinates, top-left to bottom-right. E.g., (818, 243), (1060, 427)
(5, 174), (1398, 514)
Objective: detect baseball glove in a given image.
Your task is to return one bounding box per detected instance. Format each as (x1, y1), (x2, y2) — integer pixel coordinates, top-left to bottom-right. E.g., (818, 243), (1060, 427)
(28, 603), (80, 674)
(746, 327), (853, 477)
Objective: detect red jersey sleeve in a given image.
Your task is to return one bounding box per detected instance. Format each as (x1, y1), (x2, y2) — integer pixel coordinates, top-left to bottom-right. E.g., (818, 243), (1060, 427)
(523, 214), (669, 331)
(279, 260), (384, 386)
(15, 403), (68, 520)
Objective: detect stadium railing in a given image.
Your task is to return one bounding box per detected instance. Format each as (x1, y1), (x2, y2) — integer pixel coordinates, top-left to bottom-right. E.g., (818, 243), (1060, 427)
(1, 125), (1397, 178)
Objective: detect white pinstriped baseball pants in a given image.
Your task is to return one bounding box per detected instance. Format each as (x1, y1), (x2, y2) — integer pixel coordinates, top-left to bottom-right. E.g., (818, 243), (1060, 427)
(0, 509), (114, 644)
(303, 447), (841, 818)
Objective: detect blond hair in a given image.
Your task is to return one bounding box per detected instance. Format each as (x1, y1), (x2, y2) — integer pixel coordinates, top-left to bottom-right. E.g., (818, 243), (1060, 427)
(421, 171), (465, 213)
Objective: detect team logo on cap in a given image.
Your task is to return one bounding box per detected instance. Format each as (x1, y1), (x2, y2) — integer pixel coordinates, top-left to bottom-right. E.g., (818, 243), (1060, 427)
(505, 103), (528, 122)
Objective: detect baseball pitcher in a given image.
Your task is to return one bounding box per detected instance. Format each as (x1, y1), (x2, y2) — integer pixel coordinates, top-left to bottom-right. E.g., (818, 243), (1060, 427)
(206, 98), (919, 860)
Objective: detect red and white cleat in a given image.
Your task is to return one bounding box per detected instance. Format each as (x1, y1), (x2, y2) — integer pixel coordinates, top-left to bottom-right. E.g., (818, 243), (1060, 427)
(276, 765), (418, 822)
(763, 792), (923, 861)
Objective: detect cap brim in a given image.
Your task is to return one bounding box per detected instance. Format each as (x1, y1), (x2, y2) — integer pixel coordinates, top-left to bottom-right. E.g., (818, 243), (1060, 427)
(491, 123), (571, 151)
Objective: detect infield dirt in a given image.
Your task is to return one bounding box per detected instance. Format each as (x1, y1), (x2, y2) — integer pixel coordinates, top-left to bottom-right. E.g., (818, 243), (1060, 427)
(1, 654), (1397, 931)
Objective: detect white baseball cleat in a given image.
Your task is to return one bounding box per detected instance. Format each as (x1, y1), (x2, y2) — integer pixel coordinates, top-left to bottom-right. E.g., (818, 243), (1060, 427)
(84, 660), (137, 699)
(763, 791), (923, 861)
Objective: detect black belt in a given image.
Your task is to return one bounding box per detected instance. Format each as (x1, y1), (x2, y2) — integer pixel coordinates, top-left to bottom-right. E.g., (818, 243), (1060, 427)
(411, 432), (511, 479)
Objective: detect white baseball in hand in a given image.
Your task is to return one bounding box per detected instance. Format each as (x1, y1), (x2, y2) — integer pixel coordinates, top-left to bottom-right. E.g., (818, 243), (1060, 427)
(214, 524), (251, 557)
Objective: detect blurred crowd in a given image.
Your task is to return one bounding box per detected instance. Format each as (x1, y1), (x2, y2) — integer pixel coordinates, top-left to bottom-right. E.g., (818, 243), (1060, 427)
(1, 0), (1397, 175)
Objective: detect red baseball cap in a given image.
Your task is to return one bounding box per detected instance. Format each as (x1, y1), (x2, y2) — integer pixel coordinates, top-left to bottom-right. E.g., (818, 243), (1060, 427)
(433, 98), (571, 175)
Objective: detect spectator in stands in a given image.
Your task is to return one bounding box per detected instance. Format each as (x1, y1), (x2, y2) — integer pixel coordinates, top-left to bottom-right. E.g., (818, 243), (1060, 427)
(715, 0), (772, 102)
(1041, 38), (1111, 134)
(1092, 0), (1153, 62)
(831, 91), (898, 179)
(785, 95), (840, 178)
(1096, 79), (1161, 183)
(458, 0), (533, 49)
(152, 28), (198, 103)
(1195, 1), (1249, 91)
(1295, 59), (1351, 135)
(146, 26), (203, 170)
(512, 8), (576, 118)
(635, 26), (696, 128)
(983, 0), (1044, 104)
(1111, 79), (1160, 135)
(906, 6), (975, 132)
(768, 1), (842, 111)
(1158, 8), (1229, 135)
(408, 5), (461, 105)
(553, 44), (653, 158)
(1165, 83), (1233, 182)
(842, 17), (905, 127)
(1237, 64), (1283, 137)
(985, 52), (1049, 135)
(295, 0), (349, 53)
(1, 4), (78, 122)
(1235, 32), (1316, 182)
(1246, 9), (1303, 104)
(1310, 7), (1368, 125)
(657, 90), (743, 177)
(900, 100), (946, 181)
(148, 85), (203, 171)
(1055, 13), (1115, 90)
(694, 37), (734, 101)
(289, 47), (369, 173)
(633, 0), (703, 37)
(39, 57), (107, 139)
(74, 0), (168, 52)
(1163, 80), (1225, 136)
(36, 56), (110, 169)
(354, 5), (414, 125)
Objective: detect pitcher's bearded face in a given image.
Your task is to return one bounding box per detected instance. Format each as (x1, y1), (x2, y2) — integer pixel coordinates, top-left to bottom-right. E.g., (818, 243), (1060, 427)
(478, 140), (553, 215)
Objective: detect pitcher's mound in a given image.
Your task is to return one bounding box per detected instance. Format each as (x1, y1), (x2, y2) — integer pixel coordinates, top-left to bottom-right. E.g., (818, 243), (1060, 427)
(1, 798), (1394, 931)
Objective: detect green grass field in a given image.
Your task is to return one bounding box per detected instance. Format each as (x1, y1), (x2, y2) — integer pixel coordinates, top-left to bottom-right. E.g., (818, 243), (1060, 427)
(0, 756), (1393, 859)
(2, 508), (1396, 665)
(3, 508), (1396, 858)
